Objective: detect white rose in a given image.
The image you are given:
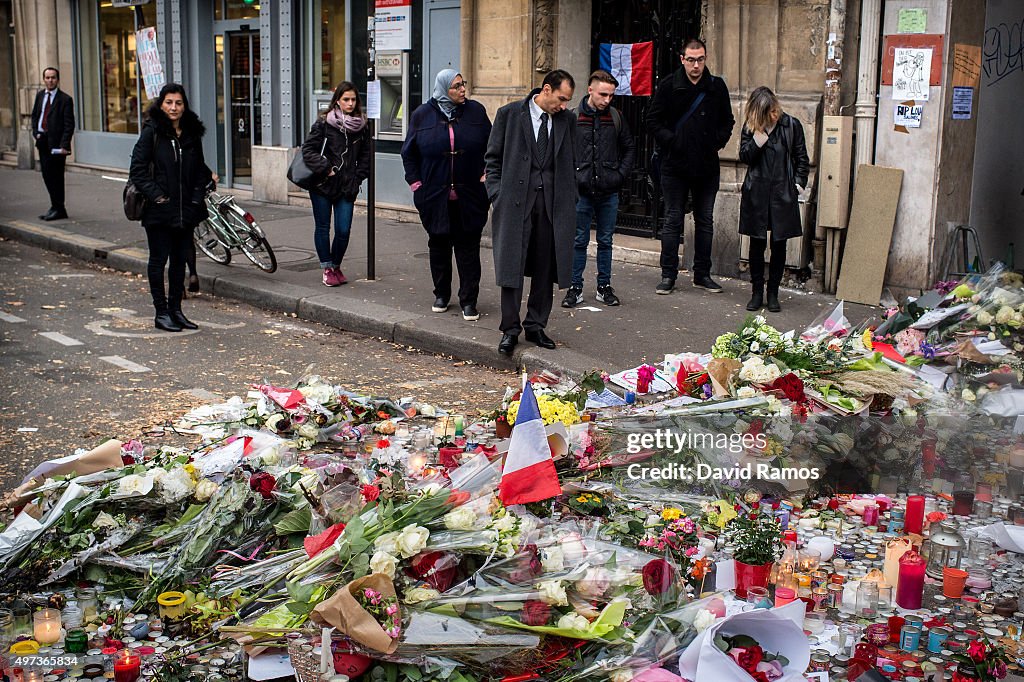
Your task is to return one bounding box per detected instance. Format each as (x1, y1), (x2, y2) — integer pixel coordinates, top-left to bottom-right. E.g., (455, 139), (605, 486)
(962, 389), (977, 402)
(491, 513), (517, 532)
(264, 413), (286, 431)
(158, 467), (196, 503)
(737, 386), (756, 399)
(754, 315), (766, 325)
(396, 524), (430, 558)
(977, 311), (994, 326)
(194, 479), (219, 502)
(403, 586), (440, 604)
(559, 532), (588, 563)
(298, 383), (334, 404)
(117, 474), (154, 497)
(369, 551), (398, 578)
(609, 670), (634, 682)
(536, 580), (568, 606)
(750, 341), (760, 353)
(995, 306), (1014, 325)
(541, 546), (565, 572)
(742, 327), (754, 335)
(443, 507), (478, 531)
(575, 567), (611, 599)
(374, 531), (401, 556)
(296, 423), (320, 440)
(988, 332), (996, 341)
(557, 613), (590, 631)
(693, 608), (717, 633)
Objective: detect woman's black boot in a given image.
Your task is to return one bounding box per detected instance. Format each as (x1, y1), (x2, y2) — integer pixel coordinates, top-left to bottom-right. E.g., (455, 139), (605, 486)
(766, 286), (781, 312)
(746, 283), (764, 311)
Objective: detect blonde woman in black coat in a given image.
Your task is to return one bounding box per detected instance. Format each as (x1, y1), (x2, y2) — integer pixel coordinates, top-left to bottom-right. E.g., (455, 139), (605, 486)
(738, 87), (808, 313)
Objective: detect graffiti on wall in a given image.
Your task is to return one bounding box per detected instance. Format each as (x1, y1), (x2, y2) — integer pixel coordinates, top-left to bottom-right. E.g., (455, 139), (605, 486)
(983, 17), (1023, 86)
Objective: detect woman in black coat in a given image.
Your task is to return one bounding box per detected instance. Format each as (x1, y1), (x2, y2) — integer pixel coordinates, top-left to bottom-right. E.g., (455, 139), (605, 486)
(300, 81), (371, 287)
(129, 83), (212, 332)
(401, 69), (491, 321)
(738, 86), (809, 313)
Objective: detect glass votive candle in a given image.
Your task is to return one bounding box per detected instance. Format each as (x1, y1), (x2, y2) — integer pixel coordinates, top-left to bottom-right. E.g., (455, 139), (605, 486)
(33, 608), (62, 645)
(746, 586), (771, 609)
(804, 611), (826, 635)
(799, 549), (822, 573)
(952, 491), (975, 516)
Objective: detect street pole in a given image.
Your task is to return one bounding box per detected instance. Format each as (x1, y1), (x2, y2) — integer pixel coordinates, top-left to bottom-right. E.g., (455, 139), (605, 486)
(366, 8), (376, 281)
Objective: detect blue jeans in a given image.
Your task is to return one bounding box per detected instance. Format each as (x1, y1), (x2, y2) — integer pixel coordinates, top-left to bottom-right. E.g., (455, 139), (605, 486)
(572, 193), (619, 288)
(311, 192), (355, 268)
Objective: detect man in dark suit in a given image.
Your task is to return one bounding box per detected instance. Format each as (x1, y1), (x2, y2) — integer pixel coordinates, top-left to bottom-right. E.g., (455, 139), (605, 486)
(30, 67), (75, 221)
(485, 70), (578, 356)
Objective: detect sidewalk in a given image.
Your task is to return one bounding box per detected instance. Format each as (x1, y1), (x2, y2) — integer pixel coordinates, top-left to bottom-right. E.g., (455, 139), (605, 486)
(0, 166), (877, 375)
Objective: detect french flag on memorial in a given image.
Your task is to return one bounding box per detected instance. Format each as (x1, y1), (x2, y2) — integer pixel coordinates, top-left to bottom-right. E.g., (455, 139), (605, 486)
(498, 380), (562, 505)
(598, 41), (654, 96)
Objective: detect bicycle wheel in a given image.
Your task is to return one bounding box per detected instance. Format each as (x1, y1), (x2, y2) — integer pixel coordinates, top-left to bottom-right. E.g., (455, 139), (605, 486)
(228, 212), (277, 273)
(195, 219), (232, 265)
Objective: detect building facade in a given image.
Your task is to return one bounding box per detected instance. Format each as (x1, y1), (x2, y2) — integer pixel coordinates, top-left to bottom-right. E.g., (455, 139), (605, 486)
(6, 0), (1020, 294)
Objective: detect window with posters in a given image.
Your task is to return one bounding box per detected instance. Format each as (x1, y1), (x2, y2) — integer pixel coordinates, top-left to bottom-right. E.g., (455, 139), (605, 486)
(76, 1), (153, 134)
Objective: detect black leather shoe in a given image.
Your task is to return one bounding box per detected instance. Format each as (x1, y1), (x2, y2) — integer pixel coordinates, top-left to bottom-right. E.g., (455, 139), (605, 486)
(170, 310), (199, 330)
(155, 313), (183, 332)
(525, 329), (556, 349)
(40, 209), (61, 221)
(693, 275), (723, 292)
(766, 288), (782, 313)
(431, 297), (449, 313)
(497, 333), (518, 356)
(461, 305), (480, 321)
(655, 278), (675, 295)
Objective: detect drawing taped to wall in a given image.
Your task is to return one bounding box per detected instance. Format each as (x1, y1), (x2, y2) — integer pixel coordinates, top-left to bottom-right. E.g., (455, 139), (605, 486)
(892, 47), (932, 100)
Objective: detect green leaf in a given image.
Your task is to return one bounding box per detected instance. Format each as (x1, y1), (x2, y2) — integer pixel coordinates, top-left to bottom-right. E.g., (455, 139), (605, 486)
(286, 580), (317, 604)
(713, 634), (729, 652)
(274, 507), (312, 536)
(728, 634), (759, 649)
(345, 515), (365, 540)
(285, 601), (314, 616)
(351, 552), (370, 579)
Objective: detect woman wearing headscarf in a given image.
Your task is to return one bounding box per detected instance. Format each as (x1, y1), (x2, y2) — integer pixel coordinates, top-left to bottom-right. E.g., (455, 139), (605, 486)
(401, 69), (492, 321)
(300, 81), (371, 286)
(738, 86), (809, 313)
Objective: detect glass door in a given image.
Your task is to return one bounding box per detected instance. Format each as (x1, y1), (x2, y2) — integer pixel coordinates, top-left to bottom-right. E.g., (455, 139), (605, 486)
(224, 30), (261, 187)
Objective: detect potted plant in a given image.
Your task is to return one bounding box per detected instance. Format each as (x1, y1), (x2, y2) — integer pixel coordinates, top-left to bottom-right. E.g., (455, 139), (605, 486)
(951, 638), (1009, 682)
(724, 510), (783, 599)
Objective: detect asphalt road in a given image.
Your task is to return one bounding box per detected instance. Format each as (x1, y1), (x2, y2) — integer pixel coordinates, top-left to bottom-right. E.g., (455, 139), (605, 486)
(0, 238), (515, 492)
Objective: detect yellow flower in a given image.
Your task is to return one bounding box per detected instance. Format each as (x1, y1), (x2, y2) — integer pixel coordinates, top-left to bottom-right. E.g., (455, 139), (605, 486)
(576, 495), (589, 503)
(711, 500), (737, 529)
(661, 507), (682, 521)
(183, 463), (198, 480)
(862, 328), (874, 351)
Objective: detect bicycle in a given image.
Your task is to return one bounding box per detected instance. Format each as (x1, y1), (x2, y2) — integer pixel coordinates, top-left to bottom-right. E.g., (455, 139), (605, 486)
(194, 188), (277, 273)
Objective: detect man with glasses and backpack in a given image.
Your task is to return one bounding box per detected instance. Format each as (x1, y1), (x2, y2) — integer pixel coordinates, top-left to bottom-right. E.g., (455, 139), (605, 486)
(647, 38), (735, 296)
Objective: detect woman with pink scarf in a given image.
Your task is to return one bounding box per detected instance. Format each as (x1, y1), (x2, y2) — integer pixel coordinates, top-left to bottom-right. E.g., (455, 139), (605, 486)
(300, 81), (371, 286)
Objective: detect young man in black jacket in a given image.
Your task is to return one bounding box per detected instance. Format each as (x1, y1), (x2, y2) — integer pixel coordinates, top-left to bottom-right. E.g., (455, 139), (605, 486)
(646, 38), (735, 295)
(563, 70), (636, 308)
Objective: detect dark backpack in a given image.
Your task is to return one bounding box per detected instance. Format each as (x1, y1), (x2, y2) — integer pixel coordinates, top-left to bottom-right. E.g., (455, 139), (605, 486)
(123, 181), (146, 221)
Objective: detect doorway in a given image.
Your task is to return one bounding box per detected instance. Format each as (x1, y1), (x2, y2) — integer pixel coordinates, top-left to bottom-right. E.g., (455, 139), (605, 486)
(422, 0), (461, 103)
(219, 30), (262, 187)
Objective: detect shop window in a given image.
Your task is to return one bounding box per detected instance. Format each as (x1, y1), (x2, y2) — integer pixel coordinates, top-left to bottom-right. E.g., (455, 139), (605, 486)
(215, 0), (261, 21)
(317, 0), (346, 93)
(77, 1), (152, 134)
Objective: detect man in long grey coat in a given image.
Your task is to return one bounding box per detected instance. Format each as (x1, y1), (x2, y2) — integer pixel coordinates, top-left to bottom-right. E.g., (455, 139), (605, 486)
(485, 70), (577, 356)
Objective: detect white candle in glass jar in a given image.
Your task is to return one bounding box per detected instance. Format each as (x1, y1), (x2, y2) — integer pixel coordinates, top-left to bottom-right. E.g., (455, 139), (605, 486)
(33, 608), (62, 645)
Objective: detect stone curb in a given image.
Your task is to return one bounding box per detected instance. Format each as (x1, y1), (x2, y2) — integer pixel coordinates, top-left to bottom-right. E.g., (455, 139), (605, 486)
(0, 217), (594, 377)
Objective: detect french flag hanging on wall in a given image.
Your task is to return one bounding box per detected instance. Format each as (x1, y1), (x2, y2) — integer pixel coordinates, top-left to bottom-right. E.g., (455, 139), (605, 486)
(598, 41), (654, 96)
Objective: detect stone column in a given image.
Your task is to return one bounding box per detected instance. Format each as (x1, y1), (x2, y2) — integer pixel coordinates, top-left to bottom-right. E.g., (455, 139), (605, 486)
(13, 0), (60, 168)
(853, 0), (882, 177)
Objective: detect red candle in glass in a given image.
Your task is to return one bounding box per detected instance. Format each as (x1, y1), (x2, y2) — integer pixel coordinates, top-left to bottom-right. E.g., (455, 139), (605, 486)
(863, 503), (880, 526)
(905, 495), (925, 535)
(114, 651), (141, 682)
(774, 587), (796, 607)
(888, 615), (906, 643)
(922, 440), (937, 476)
(896, 550), (926, 610)
(975, 482), (993, 503)
(952, 491), (974, 516)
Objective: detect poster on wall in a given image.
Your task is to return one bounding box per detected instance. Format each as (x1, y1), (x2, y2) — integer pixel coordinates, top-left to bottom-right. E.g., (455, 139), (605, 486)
(892, 47), (932, 100)
(135, 27), (165, 100)
(894, 102), (923, 129)
(374, 0), (412, 51)
(952, 87), (974, 120)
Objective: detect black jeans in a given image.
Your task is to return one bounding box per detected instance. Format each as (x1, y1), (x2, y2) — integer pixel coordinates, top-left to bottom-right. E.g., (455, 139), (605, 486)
(659, 172), (719, 280)
(144, 224), (191, 313)
(428, 202), (481, 308)
(37, 147), (67, 212)
(748, 236), (787, 288)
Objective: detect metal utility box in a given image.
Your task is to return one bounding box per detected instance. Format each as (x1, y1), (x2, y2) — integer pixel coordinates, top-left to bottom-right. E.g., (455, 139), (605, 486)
(816, 115), (854, 229)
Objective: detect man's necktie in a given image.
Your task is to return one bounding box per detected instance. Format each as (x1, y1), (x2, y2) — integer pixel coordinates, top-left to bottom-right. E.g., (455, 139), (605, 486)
(42, 92), (51, 132)
(537, 112), (549, 163)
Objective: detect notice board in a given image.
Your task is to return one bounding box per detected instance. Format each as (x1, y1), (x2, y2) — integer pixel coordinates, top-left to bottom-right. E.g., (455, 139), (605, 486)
(881, 34), (944, 86)
(836, 166), (905, 306)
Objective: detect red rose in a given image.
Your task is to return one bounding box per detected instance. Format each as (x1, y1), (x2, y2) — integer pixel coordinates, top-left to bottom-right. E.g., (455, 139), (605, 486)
(827, 498), (840, 511)
(408, 551), (458, 592)
(121, 454), (136, 465)
(738, 645), (764, 672)
(446, 489), (471, 506)
(249, 472), (277, 500)
(361, 484), (381, 503)
(769, 373), (807, 404)
(967, 640), (987, 662)
(641, 559), (676, 595)
(376, 438), (391, 449)
(521, 599), (551, 626)
(749, 671), (771, 682)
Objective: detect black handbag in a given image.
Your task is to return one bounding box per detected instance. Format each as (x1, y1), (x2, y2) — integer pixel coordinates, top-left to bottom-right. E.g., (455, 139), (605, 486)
(288, 137), (327, 190)
(123, 181), (146, 221)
